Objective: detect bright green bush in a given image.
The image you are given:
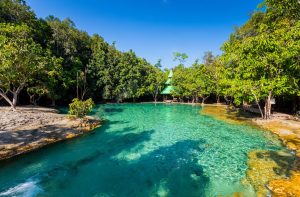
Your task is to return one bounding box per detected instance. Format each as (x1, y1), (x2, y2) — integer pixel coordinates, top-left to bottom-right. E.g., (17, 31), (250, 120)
(68, 98), (95, 118)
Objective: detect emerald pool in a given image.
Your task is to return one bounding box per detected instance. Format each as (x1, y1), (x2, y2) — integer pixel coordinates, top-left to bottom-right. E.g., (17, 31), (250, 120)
(0, 104), (288, 196)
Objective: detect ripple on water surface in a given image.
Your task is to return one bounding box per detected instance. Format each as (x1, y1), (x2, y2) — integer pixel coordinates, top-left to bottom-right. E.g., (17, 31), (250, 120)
(0, 104), (288, 197)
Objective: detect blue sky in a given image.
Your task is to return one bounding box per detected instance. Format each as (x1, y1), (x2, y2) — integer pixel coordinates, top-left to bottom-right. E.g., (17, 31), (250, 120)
(27, 0), (262, 68)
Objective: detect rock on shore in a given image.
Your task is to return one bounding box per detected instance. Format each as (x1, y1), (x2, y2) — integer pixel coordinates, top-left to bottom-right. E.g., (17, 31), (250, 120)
(0, 106), (101, 160)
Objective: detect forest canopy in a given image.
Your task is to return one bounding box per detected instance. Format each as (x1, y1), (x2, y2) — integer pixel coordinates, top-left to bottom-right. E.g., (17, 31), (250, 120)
(0, 0), (166, 109)
(0, 0), (299, 119)
(168, 0), (300, 118)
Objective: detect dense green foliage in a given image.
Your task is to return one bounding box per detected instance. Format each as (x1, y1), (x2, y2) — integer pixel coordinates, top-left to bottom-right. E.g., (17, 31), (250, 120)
(88, 36), (163, 102)
(0, 0), (165, 109)
(172, 57), (215, 104)
(0, 0), (299, 119)
(220, 0), (300, 118)
(0, 23), (60, 109)
(169, 0), (300, 118)
(69, 98), (94, 118)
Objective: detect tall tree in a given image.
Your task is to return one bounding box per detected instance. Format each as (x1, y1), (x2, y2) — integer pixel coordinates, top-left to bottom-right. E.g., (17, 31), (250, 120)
(203, 51), (215, 66)
(172, 60), (214, 104)
(221, 0), (300, 118)
(46, 16), (91, 103)
(0, 23), (53, 109)
(173, 52), (189, 65)
(0, 0), (36, 25)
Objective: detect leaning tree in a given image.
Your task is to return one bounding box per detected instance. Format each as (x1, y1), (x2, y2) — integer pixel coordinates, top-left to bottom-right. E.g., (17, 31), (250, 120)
(0, 23), (49, 110)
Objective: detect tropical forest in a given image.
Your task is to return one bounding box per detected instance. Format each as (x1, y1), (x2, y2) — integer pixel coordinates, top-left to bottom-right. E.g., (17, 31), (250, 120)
(0, 0), (299, 196)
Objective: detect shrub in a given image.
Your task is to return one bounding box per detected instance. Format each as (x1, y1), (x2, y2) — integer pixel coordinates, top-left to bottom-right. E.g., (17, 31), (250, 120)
(69, 98), (95, 118)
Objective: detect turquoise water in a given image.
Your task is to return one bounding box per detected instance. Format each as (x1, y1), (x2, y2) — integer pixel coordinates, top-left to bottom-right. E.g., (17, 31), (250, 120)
(0, 104), (287, 197)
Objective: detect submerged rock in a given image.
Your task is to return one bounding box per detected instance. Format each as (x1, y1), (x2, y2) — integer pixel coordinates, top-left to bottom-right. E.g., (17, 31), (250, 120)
(202, 105), (300, 196)
(268, 172), (300, 197)
(200, 105), (253, 125)
(245, 150), (295, 196)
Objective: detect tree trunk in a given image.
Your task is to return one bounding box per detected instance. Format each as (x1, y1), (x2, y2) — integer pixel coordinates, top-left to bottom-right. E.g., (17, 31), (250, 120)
(267, 91), (272, 118)
(217, 95), (220, 103)
(28, 93), (38, 106)
(12, 92), (18, 109)
(256, 100), (264, 119)
(201, 96), (209, 106)
(224, 96), (232, 105)
(76, 72), (79, 99)
(51, 99), (56, 107)
(30, 95), (36, 105)
(251, 90), (264, 119)
(28, 93), (33, 105)
(224, 96), (229, 104)
(292, 95), (298, 114)
(264, 91), (272, 119)
(0, 92), (14, 110)
(154, 89), (158, 103)
(81, 88), (87, 100)
(11, 86), (23, 110)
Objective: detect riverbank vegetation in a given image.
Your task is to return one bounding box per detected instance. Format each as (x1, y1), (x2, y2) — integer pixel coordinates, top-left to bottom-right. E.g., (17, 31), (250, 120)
(69, 98), (94, 118)
(0, 0), (299, 120)
(0, 0), (166, 110)
(170, 0), (300, 119)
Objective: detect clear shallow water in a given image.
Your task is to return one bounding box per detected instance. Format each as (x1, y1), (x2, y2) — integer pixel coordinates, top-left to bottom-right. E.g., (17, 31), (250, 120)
(0, 104), (287, 197)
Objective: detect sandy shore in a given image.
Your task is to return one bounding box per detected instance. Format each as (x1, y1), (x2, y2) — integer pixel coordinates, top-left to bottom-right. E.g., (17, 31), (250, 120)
(0, 106), (101, 160)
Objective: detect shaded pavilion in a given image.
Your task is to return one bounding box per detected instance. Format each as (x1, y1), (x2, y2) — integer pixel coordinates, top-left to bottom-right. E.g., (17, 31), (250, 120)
(161, 70), (176, 102)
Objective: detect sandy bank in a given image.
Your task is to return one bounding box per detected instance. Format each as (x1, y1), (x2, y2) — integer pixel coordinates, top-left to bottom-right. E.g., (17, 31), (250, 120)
(0, 106), (101, 160)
